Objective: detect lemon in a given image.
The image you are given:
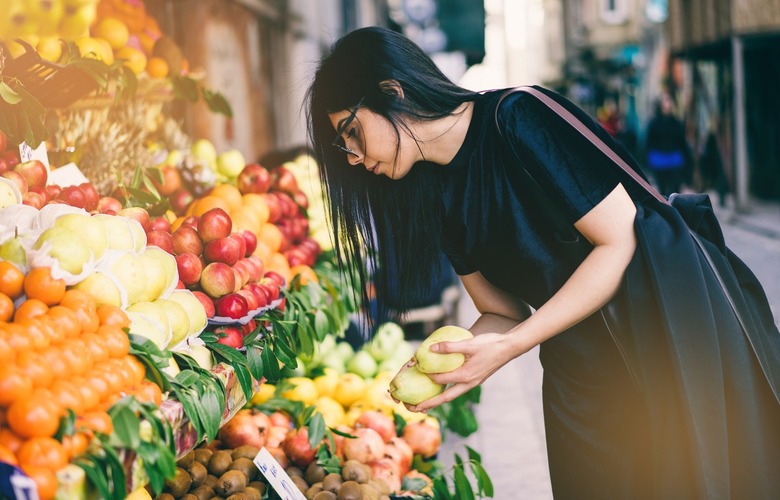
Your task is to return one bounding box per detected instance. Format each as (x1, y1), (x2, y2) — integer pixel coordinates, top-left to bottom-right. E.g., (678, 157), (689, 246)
(280, 377), (318, 406)
(314, 396), (346, 427)
(36, 36), (62, 62)
(93, 17), (129, 50)
(313, 368), (340, 399)
(334, 373), (368, 408)
(75, 36), (109, 62)
(115, 46), (147, 75)
(250, 383), (276, 406)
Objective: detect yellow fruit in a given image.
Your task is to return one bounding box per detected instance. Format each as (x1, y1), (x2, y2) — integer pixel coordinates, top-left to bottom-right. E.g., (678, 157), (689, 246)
(75, 37), (107, 62)
(92, 17), (129, 50)
(146, 56), (169, 78)
(334, 373), (368, 408)
(115, 46), (146, 75)
(36, 36), (63, 63)
(250, 383), (275, 406)
(313, 369), (340, 400)
(314, 396), (345, 427)
(210, 184), (243, 213)
(280, 377), (318, 406)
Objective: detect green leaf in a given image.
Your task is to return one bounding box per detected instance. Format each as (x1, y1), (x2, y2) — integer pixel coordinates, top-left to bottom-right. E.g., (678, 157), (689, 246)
(432, 476), (453, 500)
(171, 75), (199, 102)
(307, 413), (326, 449)
(272, 337), (296, 368)
(175, 370), (201, 387)
(108, 405), (141, 449)
(200, 388), (223, 441)
(75, 458), (111, 500)
(261, 343), (281, 383)
(313, 309), (330, 341)
(297, 315), (314, 357)
(453, 466), (475, 500)
(0, 82), (22, 104)
(466, 446), (482, 464)
(246, 345), (264, 381)
(202, 88), (233, 118)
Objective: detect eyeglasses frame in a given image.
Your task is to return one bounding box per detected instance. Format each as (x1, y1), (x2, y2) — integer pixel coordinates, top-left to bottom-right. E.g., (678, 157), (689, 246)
(332, 97), (365, 158)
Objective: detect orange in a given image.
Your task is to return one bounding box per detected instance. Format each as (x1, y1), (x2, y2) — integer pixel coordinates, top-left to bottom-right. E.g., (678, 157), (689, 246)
(17, 436), (68, 471)
(0, 335), (14, 364)
(23, 267), (66, 306)
(77, 411), (114, 435)
(81, 332), (110, 364)
(0, 428), (24, 454)
(16, 351), (54, 389)
(60, 289), (99, 333)
(124, 355), (147, 385)
(189, 195), (231, 217)
(242, 193), (271, 224)
(146, 56), (169, 78)
(60, 340), (92, 376)
(289, 264), (319, 285)
(0, 444), (17, 465)
(45, 306), (81, 339)
(92, 365), (125, 395)
(38, 347), (70, 381)
(61, 432), (90, 459)
(0, 261), (25, 299)
(48, 380), (85, 415)
(1, 323), (33, 352)
(16, 319), (51, 351)
(96, 304), (130, 328)
(258, 223), (283, 253)
(20, 465), (58, 500)
(253, 241), (272, 262)
(115, 46), (147, 75)
(69, 376), (101, 412)
(0, 365), (33, 406)
(13, 299), (49, 321)
(7, 394), (63, 438)
(97, 324), (130, 358)
(93, 17), (129, 50)
(132, 380), (163, 406)
(0, 292), (14, 322)
(210, 183), (244, 213)
(266, 252), (292, 284)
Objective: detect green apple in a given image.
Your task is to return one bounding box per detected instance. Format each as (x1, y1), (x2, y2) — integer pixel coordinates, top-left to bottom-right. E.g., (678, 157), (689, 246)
(165, 289), (207, 338)
(0, 235), (27, 268)
(33, 226), (91, 275)
(135, 251), (168, 302)
(335, 341), (355, 362)
(216, 149), (246, 178)
(110, 252), (146, 305)
(415, 325), (473, 374)
(346, 350), (378, 379)
(94, 214), (135, 251)
(73, 272), (124, 307)
(191, 139), (217, 166)
(143, 246), (177, 293)
(389, 365), (445, 405)
(54, 213), (108, 261)
(126, 311), (170, 349)
(367, 322), (405, 361)
(154, 298), (190, 347)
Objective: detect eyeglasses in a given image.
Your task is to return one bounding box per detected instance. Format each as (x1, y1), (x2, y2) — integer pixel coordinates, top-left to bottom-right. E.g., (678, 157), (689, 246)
(332, 97), (364, 158)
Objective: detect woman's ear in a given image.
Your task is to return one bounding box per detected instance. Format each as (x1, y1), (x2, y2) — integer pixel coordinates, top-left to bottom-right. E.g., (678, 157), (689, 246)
(379, 80), (404, 99)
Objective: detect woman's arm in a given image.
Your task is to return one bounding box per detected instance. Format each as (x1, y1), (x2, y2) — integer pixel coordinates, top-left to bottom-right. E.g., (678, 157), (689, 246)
(460, 272), (532, 322)
(409, 183), (636, 411)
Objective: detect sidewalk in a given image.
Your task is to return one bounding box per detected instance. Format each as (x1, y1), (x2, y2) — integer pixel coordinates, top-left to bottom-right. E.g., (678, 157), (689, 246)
(438, 193), (780, 499)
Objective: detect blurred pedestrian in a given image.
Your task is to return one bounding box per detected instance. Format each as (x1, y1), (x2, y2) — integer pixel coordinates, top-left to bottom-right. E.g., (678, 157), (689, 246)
(644, 92), (692, 196)
(306, 27), (780, 498)
(698, 119), (730, 207)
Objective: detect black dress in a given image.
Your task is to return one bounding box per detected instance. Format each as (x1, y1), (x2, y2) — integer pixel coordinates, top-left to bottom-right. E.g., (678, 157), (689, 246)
(438, 87), (780, 498)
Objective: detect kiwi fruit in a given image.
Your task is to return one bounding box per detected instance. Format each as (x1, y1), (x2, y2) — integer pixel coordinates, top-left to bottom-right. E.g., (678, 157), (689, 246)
(188, 485), (215, 500)
(292, 475), (310, 493)
(164, 467), (192, 498)
(305, 462), (327, 484)
(359, 483), (380, 500)
(181, 495), (199, 500)
(215, 470), (247, 497)
(306, 483), (324, 499)
(313, 491), (338, 500)
(228, 457), (258, 481)
(241, 486), (263, 500)
(369, 478), (391, 495)
(194, 449), (213, 466)
(231, 445), (260, 461)
(337, 480), (363, 500)
(177, 451), (195, 468)
(208, 450), (233, 476)
(247, 481), (265, 493)
(322, 473), (343, 493)
(224, 493), (251, 500)
(156, 494), (175, 500)
(286, 466), (305, 479)
(203, 475), (219, 489)
(341, 461), (370, 484)
(187, 461), (208, 488)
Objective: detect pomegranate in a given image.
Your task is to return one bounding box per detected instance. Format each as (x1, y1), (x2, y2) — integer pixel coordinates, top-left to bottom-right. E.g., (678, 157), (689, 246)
(266, 425), (290, 449)
(343, 427), (385, 464)
(217, 409), (267, 449)
(355, 410), (397, 443)
(384, 436), (413, 476)
(401, 421), (441, 458)
(402, 470), (434, 496)
(370, 457), (402, 493)
(281, 427), (317, 468)
(269, 410), (293, 428)
(266, 446), (289, 468)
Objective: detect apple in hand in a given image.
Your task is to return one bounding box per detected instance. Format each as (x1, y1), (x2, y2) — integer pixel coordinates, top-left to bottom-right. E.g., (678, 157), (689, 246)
(197, 207), (232, 243)
(192, 290), (216, 318)
(215, 292), (249, 319)
(200, 262), (236, 298)
(237, 163), (272, 194)
(14, 160), (48, 190)
(215, 325), (243, 349)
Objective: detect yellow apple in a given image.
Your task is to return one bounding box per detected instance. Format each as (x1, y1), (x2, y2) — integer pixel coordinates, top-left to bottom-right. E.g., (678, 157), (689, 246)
(135, 251), (168, 302)
(154, 298), (190, 347)
(94, 214), (135, 251)
(33, 226), (91, 275)
(110, 252), (146, 305)
(73, 272), (124, 307)
(414, 325), (473, 374)
(54, 213), (108, 261)
(165, 289), (208, 338)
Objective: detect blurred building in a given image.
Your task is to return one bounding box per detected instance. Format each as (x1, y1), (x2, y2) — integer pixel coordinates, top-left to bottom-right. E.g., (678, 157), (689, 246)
(667, 0), (780, 206)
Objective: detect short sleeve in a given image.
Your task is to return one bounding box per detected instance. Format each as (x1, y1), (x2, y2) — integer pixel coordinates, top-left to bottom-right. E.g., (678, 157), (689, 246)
(496, 88), (628, 222)
(440, 228), (476, 276)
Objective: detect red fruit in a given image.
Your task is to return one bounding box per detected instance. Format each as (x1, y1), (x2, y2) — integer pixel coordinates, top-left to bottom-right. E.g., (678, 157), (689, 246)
(117, 207), (151, 232)
(149, 216), (171, 232)
(370, 458), (402, 493)
(215, 293), (248, 319)
(229, 233), (246, 261)
(0, 130), (7, 153)
(172, 226), (204, 256)
(263, 193), (282, 223)
(97, 196), (122, 214)
(2, 150), (20, 169)
(146, 230), (175, 254)
(22, 191), (45, 209)
(1, 171), (27, 194)
(245, 283), (269, 308)
(180, 215), (199, 230)
(263, 271), (285, 288)
(175, 253), (203, 286)
(217, 409), (268, 449)
(152, 165), (182, 196)
(241, 230), (258, 257)
(203, 236), (242, 266)
(236, 163), (272, 194)
(355, 410), (397, 443)
(343, 427), (385, 464)
(78, 183), (99, 212)
(384, 436), (413, 476)
(13, 160), (47, 190)
(240, 319), (257, 336)
(401, 421), (441, 458)
(236, 289), (259, 311)
(292, 190), (310, 210)
(271, 166), (299, 194)
(57, 185), (86, 208)
(191, 290), (216, 318)
(200, 262), (236, 298)
(169, 188), (194, 215)
(197, 208), (232, 243)
(281, 427), (317, 468)
(215, 325), (243, 348)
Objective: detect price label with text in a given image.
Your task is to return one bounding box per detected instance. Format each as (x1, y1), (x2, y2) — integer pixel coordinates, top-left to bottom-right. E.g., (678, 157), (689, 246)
(253, 448), (306, 500)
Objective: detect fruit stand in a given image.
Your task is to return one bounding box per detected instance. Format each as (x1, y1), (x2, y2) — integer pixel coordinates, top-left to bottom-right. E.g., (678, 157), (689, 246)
(0, 2), (492, 499)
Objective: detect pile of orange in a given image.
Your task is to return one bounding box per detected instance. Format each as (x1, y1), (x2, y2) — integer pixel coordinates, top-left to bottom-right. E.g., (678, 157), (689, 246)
(0, 264), (162, 499)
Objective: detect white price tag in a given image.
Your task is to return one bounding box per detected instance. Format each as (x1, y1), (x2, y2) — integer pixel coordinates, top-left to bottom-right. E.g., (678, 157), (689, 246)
(253, 448), (306, 500)
(18, 141), (50, 170)
(47, 163), (90, 188)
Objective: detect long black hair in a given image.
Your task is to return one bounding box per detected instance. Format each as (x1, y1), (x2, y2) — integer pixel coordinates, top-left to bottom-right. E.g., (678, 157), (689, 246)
(305, 26), (478, 326)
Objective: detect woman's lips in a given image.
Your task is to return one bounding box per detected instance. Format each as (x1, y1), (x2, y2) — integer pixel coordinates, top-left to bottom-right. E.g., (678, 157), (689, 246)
(367, 163), (380, 174)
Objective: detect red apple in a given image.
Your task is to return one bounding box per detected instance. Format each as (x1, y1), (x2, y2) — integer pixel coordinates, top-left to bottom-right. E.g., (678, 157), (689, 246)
(215, 293), (249, 319)
(97, 196), (122, 214)
(176, 280), (186, 289)
(232, 267), (244, 292)
(0, 158), (10, 174)
(28, 185), (48, 202)
(197, 208), (232, 243)
(192, 290), (216, 318)
(245, 283), (269, 308)
(0, 130), (7, 153)
(247, 255), (265, 280)
(240, 319), (257, 337)
(236, 288), (259, 311)
(284, 248), (308, 268)
(215, 325), (243, 349)
(292, 190), (309, 210)
(152, 165), (182, 196)
(200, 262), (236, 298)
(57, 185), (86, 208)
(237, 257), (262, 283)
(78, 183), (99, 212)
(263, 271), (285, 288)
(263, 193), (282, 223)
(203, 236), (242, 266)
(271, 166), (299, 194)
(172, 226), (204, 256)
(1, 170), (28, 194)
(1, 150), (20, 169)
(237, 163), (272, 194)
(118, 207), (152, 232)
(146, 230), (175, 254)
(229, 233), (246, 260)
(241, 230), (258, 257)
(149, 216), (172, 232)
(170, 188), (194, 215)
(14, 160), (47, 190)
(180, 215), (199, 230)
(22, 191), (45, 209)
(232, 260), (252, 287)
(175, 252), (203, 286)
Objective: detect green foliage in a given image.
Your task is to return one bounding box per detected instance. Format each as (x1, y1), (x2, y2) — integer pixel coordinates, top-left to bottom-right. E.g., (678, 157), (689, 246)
(430, 386), (481, 438)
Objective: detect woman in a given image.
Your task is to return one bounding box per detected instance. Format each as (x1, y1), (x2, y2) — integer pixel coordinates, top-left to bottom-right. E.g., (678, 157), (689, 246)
(306, 27), (780, 498)
(644, 92), (692, 196)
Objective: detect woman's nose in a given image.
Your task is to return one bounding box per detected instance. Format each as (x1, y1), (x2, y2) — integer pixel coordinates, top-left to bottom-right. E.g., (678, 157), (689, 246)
(347, 153), (363, 166)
